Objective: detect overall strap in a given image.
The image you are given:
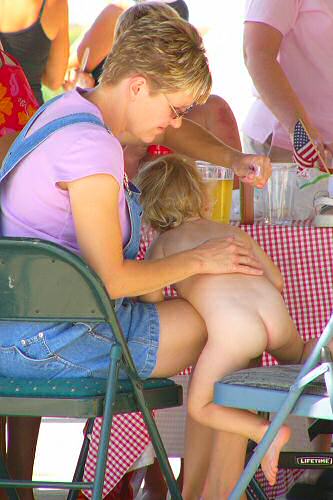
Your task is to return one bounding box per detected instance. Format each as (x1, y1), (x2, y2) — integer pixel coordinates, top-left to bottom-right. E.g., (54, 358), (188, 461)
(1, 110), (106, 183)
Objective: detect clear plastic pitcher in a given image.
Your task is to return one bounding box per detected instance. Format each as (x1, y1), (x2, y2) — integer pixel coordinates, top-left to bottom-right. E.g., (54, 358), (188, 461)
(263, 163), (297, 225)
(196, 161), (234, 224)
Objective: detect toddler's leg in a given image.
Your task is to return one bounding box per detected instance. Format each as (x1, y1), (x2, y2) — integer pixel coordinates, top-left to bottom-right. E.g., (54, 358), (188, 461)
(187, 306), (290, 486)
(182, 414), (214, 499)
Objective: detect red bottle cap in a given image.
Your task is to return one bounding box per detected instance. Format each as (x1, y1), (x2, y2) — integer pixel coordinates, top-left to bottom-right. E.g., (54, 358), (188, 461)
(146, 144), (173, 156)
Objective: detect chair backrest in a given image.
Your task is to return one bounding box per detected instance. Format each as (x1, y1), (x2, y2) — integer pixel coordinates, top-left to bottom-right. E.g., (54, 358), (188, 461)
(0, 236), (141, 376)
(0, 237), (114, 323)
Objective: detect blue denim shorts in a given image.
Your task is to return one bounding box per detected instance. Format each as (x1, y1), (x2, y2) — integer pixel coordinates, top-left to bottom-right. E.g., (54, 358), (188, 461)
(0, 299), (160, 380)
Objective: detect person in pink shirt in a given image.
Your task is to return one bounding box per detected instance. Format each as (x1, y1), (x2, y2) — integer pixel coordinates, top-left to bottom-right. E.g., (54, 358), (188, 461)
(243, 0), (333, 161)
(243, 1), (333, 496)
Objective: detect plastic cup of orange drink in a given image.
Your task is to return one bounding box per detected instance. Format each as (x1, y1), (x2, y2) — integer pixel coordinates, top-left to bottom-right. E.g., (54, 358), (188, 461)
(196, 161), (234, 224)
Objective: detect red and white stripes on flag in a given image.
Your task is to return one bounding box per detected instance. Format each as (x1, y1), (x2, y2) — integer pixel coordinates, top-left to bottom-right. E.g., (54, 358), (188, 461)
(293, 119), (319, 168)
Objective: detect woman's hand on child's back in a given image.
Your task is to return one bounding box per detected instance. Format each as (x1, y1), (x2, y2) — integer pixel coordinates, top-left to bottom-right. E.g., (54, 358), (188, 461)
(191, 237), (264, 276)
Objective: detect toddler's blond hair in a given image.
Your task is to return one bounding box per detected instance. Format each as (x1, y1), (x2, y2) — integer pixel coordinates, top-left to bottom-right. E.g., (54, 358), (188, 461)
(135, 154), (207, 231)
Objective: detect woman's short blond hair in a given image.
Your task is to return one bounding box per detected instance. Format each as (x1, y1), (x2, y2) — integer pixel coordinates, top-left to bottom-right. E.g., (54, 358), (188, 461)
(100, 2), (212, 104)
(135, 154), (207, 231)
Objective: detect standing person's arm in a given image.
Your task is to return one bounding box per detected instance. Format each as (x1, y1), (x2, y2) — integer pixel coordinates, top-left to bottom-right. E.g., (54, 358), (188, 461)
(76, 4), (124, 74)
(243, 21), (320, 144)
(67, 174), (264, 299)
(42, 0), (70, 90)
(160, 118), (271, 188)
(64, 4), (124, 90)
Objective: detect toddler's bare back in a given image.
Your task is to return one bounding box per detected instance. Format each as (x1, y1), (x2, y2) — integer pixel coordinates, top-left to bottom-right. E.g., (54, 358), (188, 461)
(156, 219), (283, 330)
(159, 219), (249, 256)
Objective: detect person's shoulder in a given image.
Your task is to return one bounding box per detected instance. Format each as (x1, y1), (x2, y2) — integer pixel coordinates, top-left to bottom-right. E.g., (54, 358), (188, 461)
(203, 95), (233, 117)
(42, 0), (68, 33)
(212, 222), (251, 242)
(45, 91), (116, 147)
(39, 93), (123, 159)
(44, 0), (68, 13)
(45, 0), (67, 7)
(98, 2), (126, 23)
(244, 0), (300, 25)
(74, 127), (123, 160)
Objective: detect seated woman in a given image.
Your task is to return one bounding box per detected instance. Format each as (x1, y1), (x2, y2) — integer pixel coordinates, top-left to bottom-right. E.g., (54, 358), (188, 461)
(0, 5), (271, 500)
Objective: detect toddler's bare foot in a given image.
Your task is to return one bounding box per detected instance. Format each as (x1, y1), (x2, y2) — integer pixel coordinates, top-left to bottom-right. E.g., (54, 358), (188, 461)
(261, 425), (291, 486)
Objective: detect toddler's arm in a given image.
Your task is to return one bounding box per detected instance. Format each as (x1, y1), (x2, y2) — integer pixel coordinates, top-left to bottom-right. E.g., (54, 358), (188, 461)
(139, 238), (165, 303)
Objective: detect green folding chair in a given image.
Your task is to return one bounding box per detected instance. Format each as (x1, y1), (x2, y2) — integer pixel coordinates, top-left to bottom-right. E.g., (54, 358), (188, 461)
(214, 314), (333, 500)
(0, 237), (183, 500)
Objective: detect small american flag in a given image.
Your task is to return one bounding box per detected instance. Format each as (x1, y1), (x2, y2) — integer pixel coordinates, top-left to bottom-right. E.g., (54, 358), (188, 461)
(293, 119), (319, 169)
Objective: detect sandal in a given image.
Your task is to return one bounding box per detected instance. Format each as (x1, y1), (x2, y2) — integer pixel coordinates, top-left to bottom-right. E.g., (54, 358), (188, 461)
(313, 192), (333, 227)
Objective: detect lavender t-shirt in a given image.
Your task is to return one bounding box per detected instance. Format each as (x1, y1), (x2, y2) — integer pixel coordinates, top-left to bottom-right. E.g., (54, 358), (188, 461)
(1, 90), (130, 254)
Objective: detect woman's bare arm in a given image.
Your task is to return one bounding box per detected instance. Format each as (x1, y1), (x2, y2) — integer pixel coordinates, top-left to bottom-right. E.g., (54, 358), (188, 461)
(160, 118), (271, 188)
(77, 4), (124, 72)
(67, 174), (264, 299)
(42, 0), (69, 90)
(139, 239), (165, 303)
(243, 21), (319, 141)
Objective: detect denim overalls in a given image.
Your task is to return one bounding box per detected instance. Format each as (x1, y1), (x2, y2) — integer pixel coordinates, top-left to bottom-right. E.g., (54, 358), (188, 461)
(0, 94), (159, 380)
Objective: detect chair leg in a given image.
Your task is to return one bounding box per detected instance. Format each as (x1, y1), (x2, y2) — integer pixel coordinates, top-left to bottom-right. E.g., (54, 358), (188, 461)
(91, 344), (122, 500)
(67, 419), (95, 500)
(0, 420), (19, 500)
(0, 418), (6, 458)
(131, 385), (182, 500)
(0, 453), (19, 500)
(247, 478), (269, 500)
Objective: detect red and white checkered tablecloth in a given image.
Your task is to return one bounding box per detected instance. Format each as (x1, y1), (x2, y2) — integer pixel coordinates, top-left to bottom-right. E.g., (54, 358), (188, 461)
(83, 223), (333, 499)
